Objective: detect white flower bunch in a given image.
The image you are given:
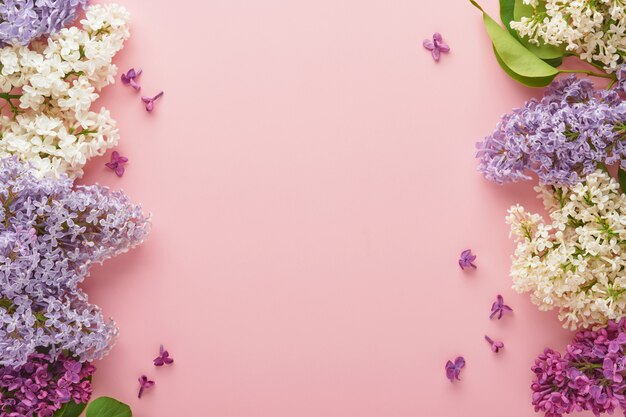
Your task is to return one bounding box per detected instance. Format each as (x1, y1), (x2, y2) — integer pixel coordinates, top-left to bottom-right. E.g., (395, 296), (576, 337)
(510, 0), (626, 71)
(508, 170), (626, 330)
(0, 4), (130, 178)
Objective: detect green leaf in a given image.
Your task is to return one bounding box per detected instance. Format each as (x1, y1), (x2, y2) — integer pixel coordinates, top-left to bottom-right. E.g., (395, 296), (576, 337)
(85, 397), (132, 417)
(471, 0), (559, 87)
(499, 0), (517, 37)
(53, 401), (87, 417)
(493, 47), (558, 87)
(619, 168), (626, 194)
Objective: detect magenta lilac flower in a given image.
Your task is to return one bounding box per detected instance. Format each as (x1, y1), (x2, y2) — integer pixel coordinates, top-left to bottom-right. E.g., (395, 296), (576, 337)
(531, 319), (626, 417)
(0, 0), (88, 46)
(121, 68), (143, 91)
(484, 335), (504, 353)
(138, 375), (155, 398)
(0, 157), (150, 367)
(154, 344), (174, 367)
(141, 91), (164, 112)
(445, 356), (465, 382)
(105, 151), (128, 177)
(476, 76), (626, 185)
(458, 249), (477, 270)
(490, 294), (513, 320)
(423, 32), (450, 62)
(0, 353), (95, 417)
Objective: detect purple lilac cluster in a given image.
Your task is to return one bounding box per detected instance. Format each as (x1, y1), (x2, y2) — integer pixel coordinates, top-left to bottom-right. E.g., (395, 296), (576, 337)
(476, 76), (626, 185)
(0, 157), (150, 367)
(0, 353), (95, 417)
(0, 0), (88, 46)
(532, 319), (626, 417)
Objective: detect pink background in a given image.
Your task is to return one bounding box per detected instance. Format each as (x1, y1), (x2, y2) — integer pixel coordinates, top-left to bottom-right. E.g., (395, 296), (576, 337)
(78, 0), (583, 416)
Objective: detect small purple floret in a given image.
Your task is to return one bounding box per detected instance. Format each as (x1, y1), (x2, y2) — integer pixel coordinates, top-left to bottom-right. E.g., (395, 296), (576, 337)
(423, 32), (450, 62)
(445, 356), (465, 382)
(458, 249), (477, 270)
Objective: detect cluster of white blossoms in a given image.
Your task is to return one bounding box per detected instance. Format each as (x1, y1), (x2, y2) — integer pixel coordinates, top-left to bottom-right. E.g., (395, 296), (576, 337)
(510, 0), (626, 71)
(508, 170), (626, 330)
(0, 4), (130, 178)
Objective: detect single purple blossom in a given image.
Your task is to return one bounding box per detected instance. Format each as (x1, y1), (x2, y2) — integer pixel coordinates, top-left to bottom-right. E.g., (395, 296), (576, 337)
(490, 294), (513, 320)
(458, 249), (477, 270)
(484, 335), (504, 353)
(153, 344), (174, 367)
(121, 68), (142, 91)
(105, 151), (128, 177)
(141, 91), (164, 112)
(423, 32), (450, 62)
(138, 375), (155, 398)
(445, 356), (465, 382)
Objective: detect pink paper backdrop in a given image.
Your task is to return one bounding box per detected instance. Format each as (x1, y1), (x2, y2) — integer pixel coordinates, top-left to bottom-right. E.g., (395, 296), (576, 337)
(78, 0), (584, 415)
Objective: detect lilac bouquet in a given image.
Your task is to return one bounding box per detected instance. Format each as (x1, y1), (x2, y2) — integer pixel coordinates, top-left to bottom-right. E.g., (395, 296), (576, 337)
(0, 353), (95, 417)
(0, 0), (88, 46)
(0, 157), (150, 367)
(531, 319), (626, 417)
(476, 76), (626, 186)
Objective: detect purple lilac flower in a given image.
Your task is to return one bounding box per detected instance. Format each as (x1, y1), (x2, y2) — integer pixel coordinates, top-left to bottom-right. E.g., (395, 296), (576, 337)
(484, 335), (504, 353)
(105, 151), (128, 177)
(531, 319), (626, 417)
(141, 91), (164, 112)
(458, 249), (477, 270)
(476, 76), (626, 185)
(490, 294), (513, 320)
(0, 157), (150, 367)
(154, 344), (174, 367)
(121, 68), (142, 91)
(138, 375), (155, 398)
(423, 33), (450, 62)
(0, 353), (95, 417)
(0, 0), (88, 47)
(445, 356), (465, 382)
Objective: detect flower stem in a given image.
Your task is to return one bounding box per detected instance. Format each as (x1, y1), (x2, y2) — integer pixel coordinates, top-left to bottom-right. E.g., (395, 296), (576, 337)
(560, 69), (615, 80)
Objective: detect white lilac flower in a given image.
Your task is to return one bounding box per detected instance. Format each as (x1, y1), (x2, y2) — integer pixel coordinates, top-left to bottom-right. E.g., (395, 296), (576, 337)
(508, 170), (626, 330)
(0, 3), (131, 178)
(510, 0), (626, 71)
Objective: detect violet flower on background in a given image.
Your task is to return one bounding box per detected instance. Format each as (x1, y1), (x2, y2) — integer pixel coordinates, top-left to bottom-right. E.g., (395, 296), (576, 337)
(105, 151), (128, 177)
(154, 344), (174, 366)
(458, 249), (477, 270)
(423, 32), (450, 62)
(0, 157), (150, 368)
(121, 68), (143, 91)
(490, 294), (513, 320)
(484, 335), (504, 353)
(0, 0), (88, 46)
(138, 375), (155, 398)
(142, 91), (164, 112)
(445, 356), (465, 382)
(531, 319), (626, 417)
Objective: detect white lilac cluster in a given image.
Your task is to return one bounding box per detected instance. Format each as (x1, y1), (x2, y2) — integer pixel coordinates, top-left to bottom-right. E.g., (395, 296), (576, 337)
(510, 0), (626, 71)
(0, 3), (130, 178)
(508, 170), (626, 330)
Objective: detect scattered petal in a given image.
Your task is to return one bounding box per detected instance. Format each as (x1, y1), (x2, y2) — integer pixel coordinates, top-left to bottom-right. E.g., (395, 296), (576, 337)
(458, 249), (477, 270)
(484, 335), (504, 353)
(154, 344), (174, 367)
(121, 68), (143, 91)
(445, 356), (465, 382)
(141, 91), (164, 112)
(490, 294), (513, 320)
(138, 375), (155, 398)
(105, 151), (128, 177)
(423, 32), (450, 62)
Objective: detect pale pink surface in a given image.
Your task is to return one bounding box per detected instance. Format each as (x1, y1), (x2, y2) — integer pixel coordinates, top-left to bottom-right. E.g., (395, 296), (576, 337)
(78, 0), (584, 416)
